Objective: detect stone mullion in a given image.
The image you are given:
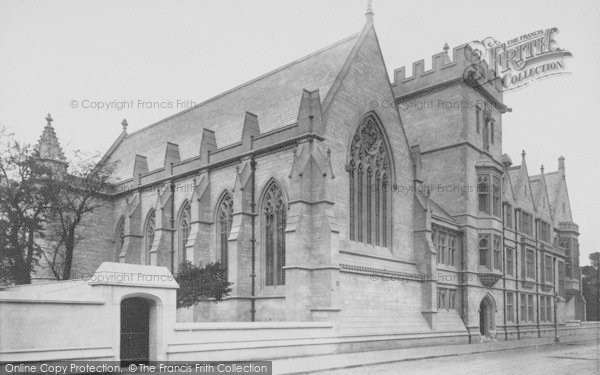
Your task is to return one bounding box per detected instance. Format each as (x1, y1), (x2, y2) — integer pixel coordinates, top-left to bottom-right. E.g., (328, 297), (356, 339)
(374, 172), (381, 246)
(353, 164), (359, 242)
(365, 167), (373, 244)
(363, 164), (369, 243)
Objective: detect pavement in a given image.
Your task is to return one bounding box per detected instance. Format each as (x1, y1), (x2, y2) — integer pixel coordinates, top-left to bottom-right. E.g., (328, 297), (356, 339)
(273, 333), (600, 374)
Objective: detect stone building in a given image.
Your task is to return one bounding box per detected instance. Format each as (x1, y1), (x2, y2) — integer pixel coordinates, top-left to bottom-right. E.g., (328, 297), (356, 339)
(34, 10), (585, 343)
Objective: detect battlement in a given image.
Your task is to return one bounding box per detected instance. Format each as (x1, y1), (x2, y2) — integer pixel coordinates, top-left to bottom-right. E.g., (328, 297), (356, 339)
(392, 44), (503, 100)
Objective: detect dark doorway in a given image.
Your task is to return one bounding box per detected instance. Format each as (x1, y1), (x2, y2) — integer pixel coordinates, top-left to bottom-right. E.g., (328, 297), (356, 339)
(479, 296), (495, 337)
(120, 297), (151, 365)
(479, 303), (486, 335)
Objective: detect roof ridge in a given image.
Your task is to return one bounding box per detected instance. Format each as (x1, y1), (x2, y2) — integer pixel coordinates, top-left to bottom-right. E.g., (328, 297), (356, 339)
(125, 32), (361, 139)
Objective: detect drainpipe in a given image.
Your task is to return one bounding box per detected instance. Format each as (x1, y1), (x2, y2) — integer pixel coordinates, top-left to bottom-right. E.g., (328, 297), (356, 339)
(554, 257), (559, 342)
(502, 203), (507, 340)
(170, 163), (175, 274)
(515, 207), (520, 340)
(460, 230), (469, 343)
(535, 219), (540, 338)
(250, 157), (257, 322)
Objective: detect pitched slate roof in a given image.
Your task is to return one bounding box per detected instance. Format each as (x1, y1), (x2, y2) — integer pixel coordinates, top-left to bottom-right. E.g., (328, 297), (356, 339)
(544, 171), (561, 207)
(529, 177), (542, 203)
(106, 33), (360, 181)
(414, 191), (457, 225)
(429, 197), (457, 225)
(508, 166), (521, 192)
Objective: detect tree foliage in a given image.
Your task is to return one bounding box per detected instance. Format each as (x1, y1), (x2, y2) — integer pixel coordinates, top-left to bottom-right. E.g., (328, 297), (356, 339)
(0, 130), (50, 284)
(175, 261), (232, 308)
(0, 126), (115, 284)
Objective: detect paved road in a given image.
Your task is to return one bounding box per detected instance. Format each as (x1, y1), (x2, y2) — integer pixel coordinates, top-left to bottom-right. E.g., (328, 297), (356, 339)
(315, 340), (600, 375)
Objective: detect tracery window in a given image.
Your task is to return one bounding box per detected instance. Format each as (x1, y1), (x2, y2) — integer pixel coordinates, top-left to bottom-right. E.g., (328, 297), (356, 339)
(144, 210), (156, 265)
(263, 182), (286, 286)
(348, 116), (392, 247)
(217, 193), (233, 277)
(177, 203), (191, 267)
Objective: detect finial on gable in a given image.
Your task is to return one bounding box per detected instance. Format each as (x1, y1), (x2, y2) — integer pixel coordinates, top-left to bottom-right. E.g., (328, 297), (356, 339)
(122, 119), (128, 132)
(540, 164), (544, 174)
(443, 43), (449, 54)
(558, 155), (565, 171)
(46, 113), (53, 126)
(558, 155), (565, 178)
(365, 0), (374, 22)
(521, 149), (526, 160)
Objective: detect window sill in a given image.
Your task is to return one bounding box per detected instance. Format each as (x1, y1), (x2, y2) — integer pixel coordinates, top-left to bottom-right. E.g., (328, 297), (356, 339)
(259, 285), (285, 297)
(347, 241), (393, 258)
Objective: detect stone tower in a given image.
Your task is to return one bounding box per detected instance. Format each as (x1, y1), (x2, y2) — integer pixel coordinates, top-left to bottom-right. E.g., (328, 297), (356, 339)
(392, 44), (511, 339)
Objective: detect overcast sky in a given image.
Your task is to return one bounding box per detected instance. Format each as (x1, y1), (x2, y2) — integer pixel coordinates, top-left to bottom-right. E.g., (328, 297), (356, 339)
(1, 0), (598, 264)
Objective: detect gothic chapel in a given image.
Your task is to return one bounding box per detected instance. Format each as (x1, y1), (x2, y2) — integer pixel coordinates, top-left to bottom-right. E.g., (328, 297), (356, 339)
(35, 7), (584, 343)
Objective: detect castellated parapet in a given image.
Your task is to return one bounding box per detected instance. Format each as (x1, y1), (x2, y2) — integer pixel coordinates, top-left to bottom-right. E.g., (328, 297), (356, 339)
(392, 44), (503, 103)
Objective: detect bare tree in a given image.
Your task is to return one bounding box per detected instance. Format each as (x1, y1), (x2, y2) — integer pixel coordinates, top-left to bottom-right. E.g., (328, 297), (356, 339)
(43, 150), (115, 280)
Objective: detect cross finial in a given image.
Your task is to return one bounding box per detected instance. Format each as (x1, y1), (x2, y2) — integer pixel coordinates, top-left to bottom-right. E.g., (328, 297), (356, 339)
(122, 118), (128, 132)
(540, 164), (544, 174)
(521, 149), (526, 159)
(45, 113), (53, 126)
(365, 0), (374, 21)
(443, 43), (449, 54)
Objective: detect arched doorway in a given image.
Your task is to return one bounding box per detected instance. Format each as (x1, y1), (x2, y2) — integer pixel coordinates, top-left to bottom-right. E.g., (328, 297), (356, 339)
(120, 297), (151, 365)
(479, 294), (496, 338)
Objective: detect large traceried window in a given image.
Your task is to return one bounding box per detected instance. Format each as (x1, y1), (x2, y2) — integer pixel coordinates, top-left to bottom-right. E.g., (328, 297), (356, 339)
(177, 202), (191, 268)
(263, 182), (287, 286)
(348, 115), (392, 247)
(144, 210), (156, 265)
(217, 193), (233, 277)
(115, 217), (125, 261)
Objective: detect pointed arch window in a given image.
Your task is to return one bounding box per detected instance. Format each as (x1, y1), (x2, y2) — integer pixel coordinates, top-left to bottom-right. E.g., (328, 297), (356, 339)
(217, 193), (233, 277)
(348, 115), (392, 247)
(115, 217), (125, 261)
(263, 182), (286, 286)
(144, 210), (156, 265)
(177, 203), (192, 267)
